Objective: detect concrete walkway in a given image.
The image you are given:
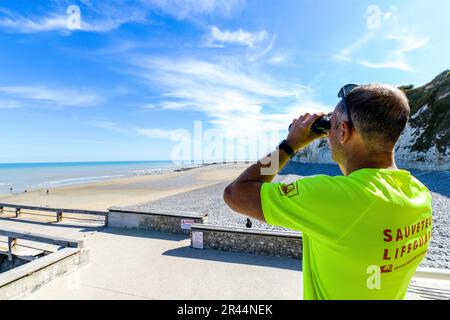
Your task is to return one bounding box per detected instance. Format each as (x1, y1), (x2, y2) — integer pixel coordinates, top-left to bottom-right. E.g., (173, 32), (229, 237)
(0, 215), (301, 300)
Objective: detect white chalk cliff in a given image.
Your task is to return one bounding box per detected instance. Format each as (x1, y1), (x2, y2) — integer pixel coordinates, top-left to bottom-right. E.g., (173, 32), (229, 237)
(293, 70), (450, 171)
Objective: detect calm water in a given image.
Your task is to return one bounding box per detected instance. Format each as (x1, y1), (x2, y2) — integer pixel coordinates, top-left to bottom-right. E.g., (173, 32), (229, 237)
(0, 161), (185, 195)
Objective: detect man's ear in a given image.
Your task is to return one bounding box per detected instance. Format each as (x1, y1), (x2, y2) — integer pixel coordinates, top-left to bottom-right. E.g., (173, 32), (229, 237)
(339, 121), (352, 144)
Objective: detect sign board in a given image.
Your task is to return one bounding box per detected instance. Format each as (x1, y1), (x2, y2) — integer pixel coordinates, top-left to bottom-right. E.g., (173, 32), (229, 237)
(192, 231), (204, 249)
(181, 219), (195, 230)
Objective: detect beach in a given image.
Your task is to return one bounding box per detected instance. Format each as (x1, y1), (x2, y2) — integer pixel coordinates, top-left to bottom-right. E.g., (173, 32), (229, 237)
(0, 162), (448, 269)
(0, 163), (249, 211)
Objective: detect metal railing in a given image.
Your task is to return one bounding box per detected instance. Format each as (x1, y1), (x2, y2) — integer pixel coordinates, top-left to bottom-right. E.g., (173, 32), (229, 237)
(0, 202), (107, 226)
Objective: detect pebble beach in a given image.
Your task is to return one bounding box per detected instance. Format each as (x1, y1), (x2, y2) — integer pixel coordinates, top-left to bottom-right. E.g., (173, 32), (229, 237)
(132, 162), (450, 270)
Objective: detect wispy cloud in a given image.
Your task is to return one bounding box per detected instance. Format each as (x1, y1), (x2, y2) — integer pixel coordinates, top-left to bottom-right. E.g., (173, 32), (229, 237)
(332, 6), (428, 72)
(0, 8), (67, 33)
(356, 59), (412, 72)
(0, 3), (147, 33)
(268, 50), (293, 65)
(127, 56), (325, 138)
(0, 0), (243, 34)
(333, 30), (427, 72)
(202, 26), (280, 64)
(146, 0), (244, 20)
(204, 26), (268, 48)
(332, 32), (374, 63)
(0, 86), (103, 107)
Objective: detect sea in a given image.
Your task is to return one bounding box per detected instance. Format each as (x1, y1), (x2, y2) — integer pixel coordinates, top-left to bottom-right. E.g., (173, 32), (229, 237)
(0, 161), (197, 195)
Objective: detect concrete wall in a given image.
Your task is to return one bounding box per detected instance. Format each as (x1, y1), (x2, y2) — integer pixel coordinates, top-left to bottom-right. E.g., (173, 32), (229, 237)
(108, 208), (208, 235)
(0, 248), (89, 300)
(191, 224), (302, 259)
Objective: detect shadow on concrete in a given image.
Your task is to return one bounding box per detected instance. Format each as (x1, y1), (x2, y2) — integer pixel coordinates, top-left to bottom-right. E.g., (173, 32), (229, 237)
(100, 227), (189, 243)
(162, 246), (302, 271)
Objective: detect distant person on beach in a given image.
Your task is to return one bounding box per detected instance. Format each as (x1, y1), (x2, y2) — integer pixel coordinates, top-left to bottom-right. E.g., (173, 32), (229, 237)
(224, 84), (432, 300)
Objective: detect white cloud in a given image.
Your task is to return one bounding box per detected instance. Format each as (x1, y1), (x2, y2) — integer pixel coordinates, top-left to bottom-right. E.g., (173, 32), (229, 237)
(0, 12), (67, 33)
(0, 86), (103, 107)
(332, 33), (374, 62)
(128, 56), (326, 139)
(132, 57), (306, 103)
(356, 33), (427, 71)
(356, 59), (412, 72)
(145, 0), (244, 20)
(203, 26), (280, 64)
(205, 26), (268, 48)
(268, 50), (293, 65)
(334, 31), (427, 71)
(0, 3), (147, 34)
(0, 0), (244, 34)
(247, 34), (276, 62)
(332, 7), (428, 72)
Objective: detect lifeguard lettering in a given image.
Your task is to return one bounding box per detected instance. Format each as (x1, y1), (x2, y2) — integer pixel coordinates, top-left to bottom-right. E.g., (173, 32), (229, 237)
(383, 217), (432, 243)
(382, 216), (432, 262)
(383, 230), (432, 260)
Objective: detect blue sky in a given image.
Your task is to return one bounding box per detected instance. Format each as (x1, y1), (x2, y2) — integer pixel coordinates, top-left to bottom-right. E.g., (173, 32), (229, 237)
(0, 0), (449, 163)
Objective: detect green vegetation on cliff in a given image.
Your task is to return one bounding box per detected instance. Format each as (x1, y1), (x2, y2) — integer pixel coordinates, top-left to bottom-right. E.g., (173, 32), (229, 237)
(401, 70), (450, 154)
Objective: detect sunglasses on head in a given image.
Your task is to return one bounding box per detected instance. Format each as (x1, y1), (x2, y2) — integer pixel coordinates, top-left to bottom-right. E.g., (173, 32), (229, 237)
(338, 84), (358, 128)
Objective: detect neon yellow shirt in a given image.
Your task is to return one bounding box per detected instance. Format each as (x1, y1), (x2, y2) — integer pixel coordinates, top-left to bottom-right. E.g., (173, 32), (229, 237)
(261, 168), (432, 300)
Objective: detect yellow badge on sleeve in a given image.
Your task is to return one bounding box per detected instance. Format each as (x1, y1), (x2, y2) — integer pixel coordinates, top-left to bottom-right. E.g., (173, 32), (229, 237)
(278, 182), (299, 197)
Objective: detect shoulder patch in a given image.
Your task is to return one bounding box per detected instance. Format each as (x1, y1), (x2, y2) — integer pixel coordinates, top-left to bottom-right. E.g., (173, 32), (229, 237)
(278, 182), (299, 197)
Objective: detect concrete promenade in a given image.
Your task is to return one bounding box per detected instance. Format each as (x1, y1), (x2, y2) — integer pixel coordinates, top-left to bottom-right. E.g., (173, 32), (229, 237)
(0, 216), (301, 300)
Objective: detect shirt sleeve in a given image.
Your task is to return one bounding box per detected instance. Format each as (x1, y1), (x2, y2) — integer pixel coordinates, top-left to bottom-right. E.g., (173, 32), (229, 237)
(261, 175), (364, 242)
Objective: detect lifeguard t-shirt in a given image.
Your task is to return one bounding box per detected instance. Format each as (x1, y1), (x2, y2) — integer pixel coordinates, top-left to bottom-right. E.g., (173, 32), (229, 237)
(260, 168), (432, 300)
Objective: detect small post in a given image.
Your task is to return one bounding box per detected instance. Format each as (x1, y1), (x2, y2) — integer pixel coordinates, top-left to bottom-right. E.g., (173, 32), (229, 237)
(0, 206), (3, 214)
(56, 211), (63, 222)
(15, 208), (20, 217)
(8, 237), (17, 261)
(104, 212), (109, 228)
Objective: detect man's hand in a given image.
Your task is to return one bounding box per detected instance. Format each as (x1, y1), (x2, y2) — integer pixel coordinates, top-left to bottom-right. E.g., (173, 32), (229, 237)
(286, 113), (329, 151)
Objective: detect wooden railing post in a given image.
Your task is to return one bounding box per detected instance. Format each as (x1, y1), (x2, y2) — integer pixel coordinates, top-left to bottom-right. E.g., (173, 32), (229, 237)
(56, 211), (63, 222)
(8, 237), (17, 261)
(105, 212), (109, 227)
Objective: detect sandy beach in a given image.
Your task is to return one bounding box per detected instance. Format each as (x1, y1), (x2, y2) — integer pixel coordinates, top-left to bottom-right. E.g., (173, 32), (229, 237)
(0, 163), (249, 211)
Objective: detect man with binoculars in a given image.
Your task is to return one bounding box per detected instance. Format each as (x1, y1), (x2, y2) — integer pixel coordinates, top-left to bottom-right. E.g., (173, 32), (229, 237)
(223, 84), (432, 300)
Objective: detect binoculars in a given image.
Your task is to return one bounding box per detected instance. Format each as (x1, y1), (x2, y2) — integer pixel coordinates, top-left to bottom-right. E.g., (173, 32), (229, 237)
(289, 112), (332, 135)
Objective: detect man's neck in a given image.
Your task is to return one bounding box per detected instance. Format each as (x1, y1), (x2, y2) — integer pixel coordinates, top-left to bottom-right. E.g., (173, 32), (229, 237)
(341, 149), (397, 176)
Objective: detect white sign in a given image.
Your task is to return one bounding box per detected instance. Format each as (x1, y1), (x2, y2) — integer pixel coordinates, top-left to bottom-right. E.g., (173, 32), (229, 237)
(192, 231), (204, 249)
(181, 219), (195, 230)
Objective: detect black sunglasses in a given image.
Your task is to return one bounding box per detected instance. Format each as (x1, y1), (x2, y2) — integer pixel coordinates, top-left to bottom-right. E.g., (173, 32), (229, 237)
(338, 84), (358, 128)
